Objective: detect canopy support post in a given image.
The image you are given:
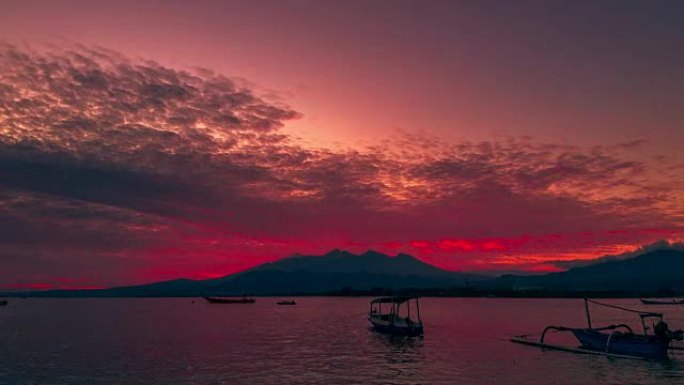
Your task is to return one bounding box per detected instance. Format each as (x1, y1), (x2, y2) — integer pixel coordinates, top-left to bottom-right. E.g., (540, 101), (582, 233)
(416, 298), (421, 323)
(407, 300), (411, 320)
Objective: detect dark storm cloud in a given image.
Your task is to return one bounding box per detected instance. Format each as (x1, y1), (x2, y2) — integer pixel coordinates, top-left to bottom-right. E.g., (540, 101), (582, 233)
(0, 44), (681, 286)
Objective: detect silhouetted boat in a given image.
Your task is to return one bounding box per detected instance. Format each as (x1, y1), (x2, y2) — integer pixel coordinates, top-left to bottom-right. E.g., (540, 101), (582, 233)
(640, 299), (684, 305)
(511, 298), (684, 359)
(203, 296), (255, 304)
(0, 300), (7, 306)
(368, 296), (423, 336)
(276, 300), (296, 305)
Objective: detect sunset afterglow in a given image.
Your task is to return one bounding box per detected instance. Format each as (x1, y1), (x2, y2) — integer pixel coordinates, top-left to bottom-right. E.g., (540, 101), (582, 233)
(1, 0), (683, 289)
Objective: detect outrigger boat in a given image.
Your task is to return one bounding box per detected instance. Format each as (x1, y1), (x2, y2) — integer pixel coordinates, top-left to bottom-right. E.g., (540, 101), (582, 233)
(276, 300), (296, 305)
(511, 298), (684, 359)
(640, 299), (684, 305)
(203, 295), (255, 304)
(368, 296), (423, 336)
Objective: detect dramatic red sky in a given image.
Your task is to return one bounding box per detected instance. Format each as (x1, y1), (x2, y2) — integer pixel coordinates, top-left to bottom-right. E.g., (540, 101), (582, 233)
(1, 0), (683, 289)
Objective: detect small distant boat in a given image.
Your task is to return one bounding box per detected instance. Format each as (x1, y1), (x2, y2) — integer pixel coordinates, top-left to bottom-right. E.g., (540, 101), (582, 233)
(203, 296), (255, 304)
(276, 300), (296, 305)
(511, 298), (684, 359)
(640, 299), (684, 305)
(368, 296), (423, 336)
(0, 300), (7, 306)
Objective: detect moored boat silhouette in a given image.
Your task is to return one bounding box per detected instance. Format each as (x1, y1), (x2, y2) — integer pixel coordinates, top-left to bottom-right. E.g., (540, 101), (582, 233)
(640, 299), (684, 305)
(276, 300), (296, 305)
(203, 296), (255, 304)
(368, 296), (423, 336)
(511, 298), (684, 359)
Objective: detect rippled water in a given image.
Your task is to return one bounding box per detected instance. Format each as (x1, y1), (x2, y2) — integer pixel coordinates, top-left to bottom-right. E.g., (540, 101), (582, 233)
(2, 298), (684, 384)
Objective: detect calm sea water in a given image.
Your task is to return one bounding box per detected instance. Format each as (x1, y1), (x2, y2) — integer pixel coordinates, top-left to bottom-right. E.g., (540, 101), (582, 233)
(2, 297), (684, 385)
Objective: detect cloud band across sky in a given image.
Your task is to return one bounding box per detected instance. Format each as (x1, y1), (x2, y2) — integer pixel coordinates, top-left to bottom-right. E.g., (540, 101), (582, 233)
(1, 44), (682, 288)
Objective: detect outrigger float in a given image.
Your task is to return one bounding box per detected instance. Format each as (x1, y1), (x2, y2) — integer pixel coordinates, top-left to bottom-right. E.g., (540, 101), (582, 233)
(511, 298), (684, 359)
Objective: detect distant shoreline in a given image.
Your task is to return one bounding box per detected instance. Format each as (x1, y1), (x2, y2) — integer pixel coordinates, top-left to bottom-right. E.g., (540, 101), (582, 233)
(3, 288), (682, 299)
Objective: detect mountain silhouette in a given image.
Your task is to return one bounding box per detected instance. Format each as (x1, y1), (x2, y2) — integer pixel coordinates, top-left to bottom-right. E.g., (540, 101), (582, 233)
(493, 249), (684, 292)
(11, 247), (684, 297)
(21, 250), (481, 297)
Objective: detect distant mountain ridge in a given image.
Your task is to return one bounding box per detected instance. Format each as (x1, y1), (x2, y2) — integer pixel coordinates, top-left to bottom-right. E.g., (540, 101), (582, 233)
(7, 247), (684, 297)
(492, 249), (684, 291)
(251, 249), (456, 277)
(18, 249), (482, 297)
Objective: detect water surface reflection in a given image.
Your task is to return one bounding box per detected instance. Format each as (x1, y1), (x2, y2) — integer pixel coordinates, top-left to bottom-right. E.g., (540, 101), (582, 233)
(3, 297), (684, 384)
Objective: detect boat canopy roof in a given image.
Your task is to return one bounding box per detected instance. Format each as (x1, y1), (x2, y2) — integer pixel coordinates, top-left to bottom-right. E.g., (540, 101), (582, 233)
(371, 296), (420, 304)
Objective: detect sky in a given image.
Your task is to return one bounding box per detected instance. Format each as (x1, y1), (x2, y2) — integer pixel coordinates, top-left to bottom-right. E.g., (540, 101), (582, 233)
(1, 0), (683, 289)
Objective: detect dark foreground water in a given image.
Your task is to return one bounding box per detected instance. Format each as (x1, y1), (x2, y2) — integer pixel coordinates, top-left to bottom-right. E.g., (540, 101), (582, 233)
(2, 298), (684, 385)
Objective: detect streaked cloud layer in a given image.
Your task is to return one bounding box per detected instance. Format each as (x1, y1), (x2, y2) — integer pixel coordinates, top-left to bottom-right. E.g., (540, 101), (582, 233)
(1, 45), (682, 288)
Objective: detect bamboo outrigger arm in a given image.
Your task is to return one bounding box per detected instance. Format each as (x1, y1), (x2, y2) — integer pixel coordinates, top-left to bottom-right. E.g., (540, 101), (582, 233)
(540, 326), (572, 343)
(539, 324), (633, 344)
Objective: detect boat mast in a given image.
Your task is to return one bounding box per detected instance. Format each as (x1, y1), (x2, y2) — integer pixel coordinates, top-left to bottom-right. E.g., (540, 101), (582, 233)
(584, 298), (592, 329)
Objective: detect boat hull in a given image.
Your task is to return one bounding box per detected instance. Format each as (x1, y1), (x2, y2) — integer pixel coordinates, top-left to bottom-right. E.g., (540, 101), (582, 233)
(640, 299), (684, 305)
(203, 296), (255, 304)
(369, 318), (423, 336)
(571, 329), (669, 358)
